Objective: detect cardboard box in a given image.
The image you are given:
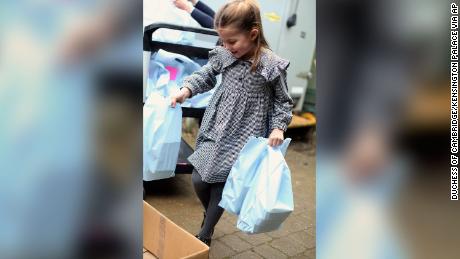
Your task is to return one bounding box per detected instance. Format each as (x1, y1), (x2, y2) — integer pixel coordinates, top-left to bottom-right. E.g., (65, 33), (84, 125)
(143, 201), (209, 259)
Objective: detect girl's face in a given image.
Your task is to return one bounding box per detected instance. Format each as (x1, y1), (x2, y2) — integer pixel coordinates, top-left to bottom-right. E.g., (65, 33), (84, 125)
(217, 26), (258, 59)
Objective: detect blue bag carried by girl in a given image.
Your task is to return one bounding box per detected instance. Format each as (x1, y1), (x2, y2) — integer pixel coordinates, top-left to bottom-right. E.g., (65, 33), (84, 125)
(219, 137), (291, 216)
(235, 138), (293, 234)
(143, 92), (182, 181)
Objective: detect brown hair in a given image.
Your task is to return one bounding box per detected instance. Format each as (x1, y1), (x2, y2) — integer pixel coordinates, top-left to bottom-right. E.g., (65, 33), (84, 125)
(214, 0), (270, 72)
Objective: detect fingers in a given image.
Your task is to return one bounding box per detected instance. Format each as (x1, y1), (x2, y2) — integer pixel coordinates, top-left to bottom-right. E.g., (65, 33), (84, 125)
(171, 98), (176, 108)
(268, 138), (283, 147)
(274, 138), (283, 146)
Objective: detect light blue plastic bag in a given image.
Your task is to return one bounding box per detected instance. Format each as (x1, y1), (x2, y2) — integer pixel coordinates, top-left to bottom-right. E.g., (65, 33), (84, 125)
(236, 138), (293, 234)
(143, 92), (182, 181)
(219, 137), (291, 215)
(152, 49), (201, 86)
(146, 49), (218, 108)
(145, 49), (197, 100)
(145, 61), (175, 98)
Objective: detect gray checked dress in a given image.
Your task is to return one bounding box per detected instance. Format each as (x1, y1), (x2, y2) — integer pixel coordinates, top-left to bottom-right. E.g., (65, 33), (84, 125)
(183, 46), (293, 183)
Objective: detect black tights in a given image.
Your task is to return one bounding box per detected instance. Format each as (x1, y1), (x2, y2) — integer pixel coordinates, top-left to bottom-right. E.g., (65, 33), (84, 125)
(191, 169), (225, 239)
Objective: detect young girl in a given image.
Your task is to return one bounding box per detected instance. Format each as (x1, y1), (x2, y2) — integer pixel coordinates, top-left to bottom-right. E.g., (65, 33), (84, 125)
(171, 0), (293, 246)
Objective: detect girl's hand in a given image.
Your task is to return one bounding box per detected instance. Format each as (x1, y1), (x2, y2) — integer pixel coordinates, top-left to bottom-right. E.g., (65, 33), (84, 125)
(268, 128), (284, 147)
(171, 87), (191, 108)
(172, 0), (193, 13)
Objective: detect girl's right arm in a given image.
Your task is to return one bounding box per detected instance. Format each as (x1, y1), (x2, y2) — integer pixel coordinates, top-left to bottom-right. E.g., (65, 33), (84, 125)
(181, 48), (222, 96)
(171, 49), (221, 107)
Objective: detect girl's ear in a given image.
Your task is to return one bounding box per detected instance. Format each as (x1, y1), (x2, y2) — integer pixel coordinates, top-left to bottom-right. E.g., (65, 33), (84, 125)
(249, 28), (259, 41)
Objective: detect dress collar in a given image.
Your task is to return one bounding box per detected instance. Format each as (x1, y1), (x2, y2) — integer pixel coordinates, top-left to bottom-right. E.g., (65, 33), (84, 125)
(215, 47), (288, 81)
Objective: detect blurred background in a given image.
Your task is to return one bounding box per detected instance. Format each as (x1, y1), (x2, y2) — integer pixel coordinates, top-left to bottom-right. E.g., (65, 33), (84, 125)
(317, 0), (458, 258)
(0, 0), (142, 258)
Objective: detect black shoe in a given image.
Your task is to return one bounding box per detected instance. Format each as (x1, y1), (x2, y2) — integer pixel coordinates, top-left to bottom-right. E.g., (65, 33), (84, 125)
(195, 235), (212, 246)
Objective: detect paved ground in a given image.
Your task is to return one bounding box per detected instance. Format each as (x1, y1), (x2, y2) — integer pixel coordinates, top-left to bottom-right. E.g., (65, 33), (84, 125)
(145, 122), (316, 258)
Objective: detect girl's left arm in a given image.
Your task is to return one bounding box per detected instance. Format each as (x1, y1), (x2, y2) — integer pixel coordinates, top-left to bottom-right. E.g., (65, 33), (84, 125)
(271, 69), (294, 132)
